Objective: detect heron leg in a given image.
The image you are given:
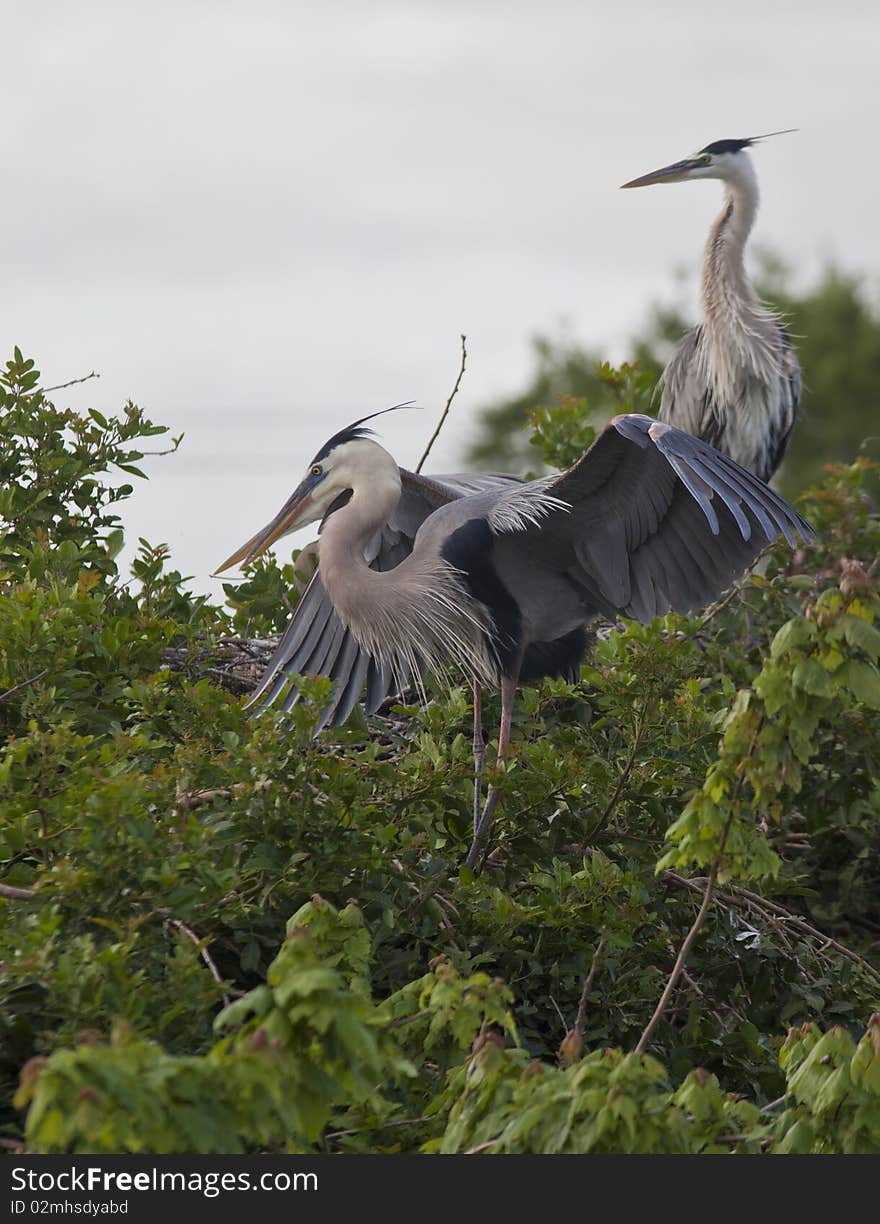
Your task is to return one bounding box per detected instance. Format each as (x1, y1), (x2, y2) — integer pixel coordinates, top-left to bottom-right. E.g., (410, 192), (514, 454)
(472, 683), (485, 836)
(465, 673), (517, 872)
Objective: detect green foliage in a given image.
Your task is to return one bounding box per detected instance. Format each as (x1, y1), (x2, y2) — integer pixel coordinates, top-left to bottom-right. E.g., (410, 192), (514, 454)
(1, 348), (878, 1155)
(435, 1044), (764, 1154)
(0, 349), (181, 579)
(772, 1015), (880, 1153)
(15, 904), (880, 1153)
(660, 581), (880, 882)
(526, 363), (656, 472)
(222, 548), (317, 637)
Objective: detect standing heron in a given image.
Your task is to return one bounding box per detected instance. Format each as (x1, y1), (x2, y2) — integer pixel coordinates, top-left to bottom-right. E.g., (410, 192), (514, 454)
(621, 132), (801, 483)
(216, 406), (813, 868)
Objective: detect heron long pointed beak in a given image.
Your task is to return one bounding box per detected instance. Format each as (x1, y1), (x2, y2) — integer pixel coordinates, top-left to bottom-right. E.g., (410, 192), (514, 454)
(620, 157), (702, 188)
(213, 484), (314, 575)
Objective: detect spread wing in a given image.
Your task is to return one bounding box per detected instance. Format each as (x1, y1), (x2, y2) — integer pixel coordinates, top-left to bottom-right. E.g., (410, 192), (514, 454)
(248, 468), (522, 729)
(521, 413), (814, 623)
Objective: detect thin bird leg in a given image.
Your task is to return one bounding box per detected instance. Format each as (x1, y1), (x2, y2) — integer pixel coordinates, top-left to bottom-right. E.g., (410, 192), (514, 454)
(465, 673), (517, 872)
(472, 683), (485, 836)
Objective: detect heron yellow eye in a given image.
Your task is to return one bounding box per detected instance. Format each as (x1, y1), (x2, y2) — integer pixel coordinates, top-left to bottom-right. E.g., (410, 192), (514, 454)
(310, 464), (322, 477)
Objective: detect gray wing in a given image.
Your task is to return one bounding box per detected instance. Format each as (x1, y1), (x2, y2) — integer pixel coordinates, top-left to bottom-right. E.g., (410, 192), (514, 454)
(516, 413), (813, 623)
(248, 468), (522, 728)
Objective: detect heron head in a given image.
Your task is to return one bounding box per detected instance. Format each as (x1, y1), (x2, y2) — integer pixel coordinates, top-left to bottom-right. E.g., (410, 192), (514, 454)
(620, 130), (795, 189)
(213, 408), (407, 574)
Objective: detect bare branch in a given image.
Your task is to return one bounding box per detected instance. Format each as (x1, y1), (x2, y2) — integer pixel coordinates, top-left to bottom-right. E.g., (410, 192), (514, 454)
(666, 872), (880, 989)
(42, 371), (100, 394)
(574, 934), (607, 1038)
(166, 917), (231, 1007)
(697, 579), (744, 629)
(415, 334), (467, 474)
(635, 811), (735, 1056)
(0, 669), (48, 703)
(0, 882), (37, 901)
(175, 783), (247, 812)
(635, 860), (722, 1056)
(579, 696), (653, 851)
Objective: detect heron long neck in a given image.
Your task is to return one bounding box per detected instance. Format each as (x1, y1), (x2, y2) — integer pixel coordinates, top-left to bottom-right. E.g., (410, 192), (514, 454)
(318, 491), (495, 691)
(700, 161), (778, 394)
(317, 485), (402, 620)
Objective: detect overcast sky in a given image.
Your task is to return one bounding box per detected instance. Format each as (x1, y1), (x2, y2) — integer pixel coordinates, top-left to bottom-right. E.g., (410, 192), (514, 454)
(4, 0), (878, 593)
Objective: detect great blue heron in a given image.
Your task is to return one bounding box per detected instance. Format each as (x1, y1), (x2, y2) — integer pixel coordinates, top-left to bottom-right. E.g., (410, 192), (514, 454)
(621, 132), (801, 483)
(216, 407), (813, 868)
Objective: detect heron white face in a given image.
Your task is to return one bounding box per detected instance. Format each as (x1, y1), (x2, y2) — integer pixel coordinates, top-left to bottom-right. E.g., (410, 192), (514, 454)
(214, 436), (401, 574)
(620, 143), (754, 189)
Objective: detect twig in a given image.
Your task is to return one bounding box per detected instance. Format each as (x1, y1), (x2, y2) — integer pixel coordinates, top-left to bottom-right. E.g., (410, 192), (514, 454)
(549, 995), (568, 1033)
(635, 812), (735, 1056)
(761, 1096), (786, 1113)
(636, 863), (722, 1055)
(697, 580), (744, 629)
(387, 1008), (431, 1030)
(175, 783), (247, 811)
(465, 1140), (498, 1154)
(731, 883), (880, 987)
(0, 883), (37, 901)
(326, 1115), (433, 1140)
(415, 334), (467, 474)
(574, 934), (606, 1037)
(664, 870), (880, 987)
(680, 965), (742, 1025)
(696, 540), (779, 632)
(166, 918), (231, 1007)
(579, 697), (653, 852)
(41, 371), (100, 394)
(0, 669), (48, 703)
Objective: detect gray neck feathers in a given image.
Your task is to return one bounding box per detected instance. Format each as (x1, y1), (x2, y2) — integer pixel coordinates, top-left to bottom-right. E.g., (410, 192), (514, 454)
(318, 496), (496, 694)
(699, 160), (780, 400)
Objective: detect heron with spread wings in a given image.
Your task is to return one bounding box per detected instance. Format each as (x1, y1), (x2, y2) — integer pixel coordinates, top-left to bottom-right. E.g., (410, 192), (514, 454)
(216, 407), (813, 867)
(622, 132), (801, 482)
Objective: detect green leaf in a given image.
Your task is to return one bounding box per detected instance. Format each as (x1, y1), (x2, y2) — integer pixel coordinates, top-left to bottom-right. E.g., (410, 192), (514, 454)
(771, 618), (817, 659)
(842, 616), (880, 662)
(791, 660), (837, 698)
(839, 659), (880, 708)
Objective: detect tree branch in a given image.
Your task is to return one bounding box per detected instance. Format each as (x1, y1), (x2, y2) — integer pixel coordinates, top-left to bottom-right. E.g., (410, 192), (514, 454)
(579, 696), (653, 852)
(0, 882), (37, 901)
(42, 371), (100, 394)
(166, 917), (231, 1007)
(635, 812), (735, 1056)
(574, 934), (606, 1037)
(415, 334), (467, 474)
(0, 669), (48, 703)
(665, 871), (880, 989)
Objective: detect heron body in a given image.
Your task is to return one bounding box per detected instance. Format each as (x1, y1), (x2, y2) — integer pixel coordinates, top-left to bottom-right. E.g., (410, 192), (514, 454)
(216, 407), (813, 867)
(622, 134), (801, 482)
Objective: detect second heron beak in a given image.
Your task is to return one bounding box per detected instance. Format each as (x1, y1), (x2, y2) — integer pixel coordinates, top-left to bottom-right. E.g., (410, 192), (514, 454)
(620, 158), (702, 189)
(213, 483), (314, 575)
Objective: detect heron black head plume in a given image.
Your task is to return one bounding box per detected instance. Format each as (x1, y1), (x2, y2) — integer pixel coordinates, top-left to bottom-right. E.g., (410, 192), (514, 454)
(700, 129), (797, 156)
(310, 402), (418, 466)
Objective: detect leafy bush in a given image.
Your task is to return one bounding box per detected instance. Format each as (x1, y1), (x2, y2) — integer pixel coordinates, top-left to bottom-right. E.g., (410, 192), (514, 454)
(1, 350), (878, 1154)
